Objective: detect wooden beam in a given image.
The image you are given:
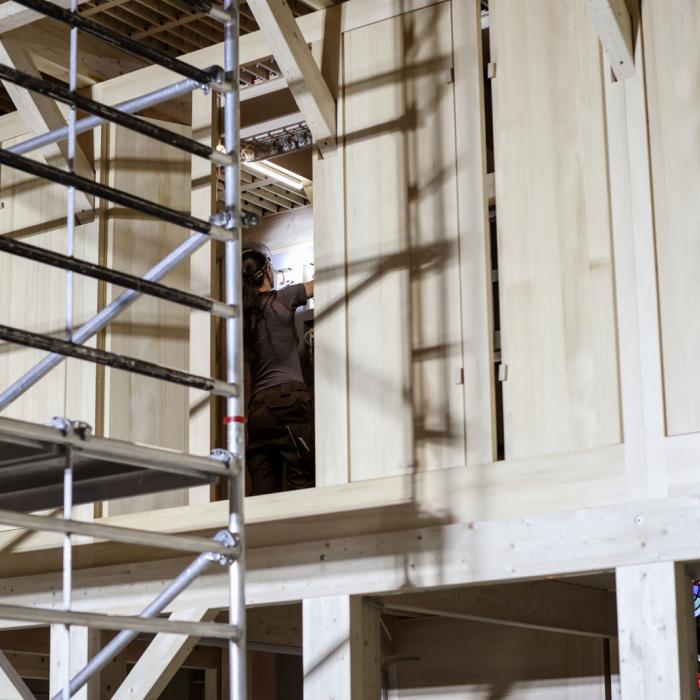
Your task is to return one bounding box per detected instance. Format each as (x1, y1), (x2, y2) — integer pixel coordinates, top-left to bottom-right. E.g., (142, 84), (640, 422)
(376, 579), (618, 638)
(587, 0), (635, 80)
(616, 562), (697, 699)
(303, 595), (380, 699)
(302, 0), (336, 9)
(0, 650), (33, 700)
(0, 0), (90, 34)
(112, 608), (213, 700)
(246, 0), (336, 151)
(452, 0), (496, 464)
(49, 625), (100, 700)
(0, 38), (94, 216)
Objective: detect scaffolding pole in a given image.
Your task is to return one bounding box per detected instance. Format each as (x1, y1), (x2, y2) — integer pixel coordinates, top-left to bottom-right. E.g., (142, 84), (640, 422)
(0, 0), (248, 694)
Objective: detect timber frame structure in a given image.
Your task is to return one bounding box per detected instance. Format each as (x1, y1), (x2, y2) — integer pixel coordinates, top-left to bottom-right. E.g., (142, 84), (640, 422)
(0, 0), (699, 698)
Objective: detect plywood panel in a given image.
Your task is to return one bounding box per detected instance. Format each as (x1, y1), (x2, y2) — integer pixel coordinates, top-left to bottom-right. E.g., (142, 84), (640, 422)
(643, 0), (700, 436)
(0, 134), (98, 425)
(344, 1), (465, 480)
(394, 617), (607, 699)
(103, 121), (191, 515)
(490, 0), (621, 460)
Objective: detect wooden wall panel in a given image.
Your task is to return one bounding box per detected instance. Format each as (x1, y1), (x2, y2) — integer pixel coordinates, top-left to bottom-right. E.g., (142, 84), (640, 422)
(644, 0), (700, 436)
(0, 135), (98, 425)
(103, 122), (192, 516)
(490, 0), (621, 460)
(393, 617), (607, 699)
(343, 2), (465, 480)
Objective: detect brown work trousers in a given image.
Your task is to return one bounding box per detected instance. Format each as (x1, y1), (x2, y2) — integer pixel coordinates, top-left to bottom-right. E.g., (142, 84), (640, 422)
(246, 381), (315, 496)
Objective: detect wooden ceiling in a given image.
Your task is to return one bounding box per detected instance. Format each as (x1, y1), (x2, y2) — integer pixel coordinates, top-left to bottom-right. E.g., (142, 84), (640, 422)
(78, 0), (318, 59)
(0, 0), (343, 115)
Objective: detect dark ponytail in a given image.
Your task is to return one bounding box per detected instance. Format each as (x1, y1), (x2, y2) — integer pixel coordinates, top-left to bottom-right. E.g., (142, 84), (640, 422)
(242, 250), (269, 356)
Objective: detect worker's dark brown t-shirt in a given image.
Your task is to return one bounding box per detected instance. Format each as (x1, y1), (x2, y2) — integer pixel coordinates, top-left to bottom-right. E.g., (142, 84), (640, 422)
(249, 283), (308, 397)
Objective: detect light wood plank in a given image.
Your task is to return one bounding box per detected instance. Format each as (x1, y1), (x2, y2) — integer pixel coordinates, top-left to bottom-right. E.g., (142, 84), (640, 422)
(451, 0), (496, 464)
(644, 0), (700, 437)
(616, 562), (697, 699)
(603, 0), (666, 497)
(490, 0), (621, 460)
(102, 120), (191, 515)
(344, 2), (465, 479)
(303, 595), (380, 699)
(587, 0), (635, 80)
(49, 625), (100, 700)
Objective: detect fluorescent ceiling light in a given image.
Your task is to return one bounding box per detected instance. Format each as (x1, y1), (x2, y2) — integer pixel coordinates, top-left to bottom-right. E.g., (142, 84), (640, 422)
(244, 160), (307, 191)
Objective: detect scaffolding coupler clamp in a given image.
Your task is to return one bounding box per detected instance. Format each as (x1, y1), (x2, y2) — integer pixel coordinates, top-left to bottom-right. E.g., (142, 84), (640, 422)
(210, 208), (259, 231)
(209, 447), (243, 477)
(207, 528), (241, 566)
(48, 416), (93, 440)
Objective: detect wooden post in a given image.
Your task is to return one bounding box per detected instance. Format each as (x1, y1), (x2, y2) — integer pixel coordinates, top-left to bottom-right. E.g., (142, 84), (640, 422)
(49, 625), (100, 700)
(303, 595), (381, 699)
(616, 562), (697, 699)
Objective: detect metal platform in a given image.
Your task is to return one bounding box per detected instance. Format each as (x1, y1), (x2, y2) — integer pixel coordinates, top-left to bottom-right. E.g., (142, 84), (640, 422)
(0, 415), (226, 512)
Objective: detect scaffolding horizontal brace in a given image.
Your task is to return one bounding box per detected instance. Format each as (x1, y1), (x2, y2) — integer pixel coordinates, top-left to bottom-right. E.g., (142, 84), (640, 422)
(0, 236), (235, 318)
(0, 604), (242, 640)
(0, 324), (239, 398)
(12, 0), (220, 87)
(0, 415), (235, 478)
(0, 64), (232, 165)
(0, 149), (234, 241)
(0, 508), (240, 557)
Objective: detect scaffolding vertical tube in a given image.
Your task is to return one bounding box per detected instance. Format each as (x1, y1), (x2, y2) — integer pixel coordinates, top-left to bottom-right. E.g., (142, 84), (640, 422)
(223, 1), (246, 698)
(62, 448), (73, 700)
(62, 4), (78, 698)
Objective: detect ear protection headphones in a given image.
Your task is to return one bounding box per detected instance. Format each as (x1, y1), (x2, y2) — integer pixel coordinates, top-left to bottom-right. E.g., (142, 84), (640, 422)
(242, 243), (272, 282)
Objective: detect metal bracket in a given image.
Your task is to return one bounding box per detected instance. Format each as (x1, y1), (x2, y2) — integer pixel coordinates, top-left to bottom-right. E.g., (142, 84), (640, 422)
(206, 528), (241, 566)
(48, 416), (93, 440)
(210, 208), (259, 230)
(210, 448), (243, 477)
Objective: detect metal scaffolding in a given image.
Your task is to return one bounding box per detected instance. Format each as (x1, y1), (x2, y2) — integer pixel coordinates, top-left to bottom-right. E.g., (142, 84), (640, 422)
(0, 0), (248, 697)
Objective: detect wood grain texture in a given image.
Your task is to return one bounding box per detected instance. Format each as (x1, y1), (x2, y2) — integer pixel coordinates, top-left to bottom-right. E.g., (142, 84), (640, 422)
(643, 0), (700, 437)
(102, 121), (191, 516)
(343, 2), (465, 480)
(393, 617), (607, 699)
(0, 134), (98, 425)
(451, 0), (496, 464)
(490, 0), (621, 460)
(616, 562), (697, 699)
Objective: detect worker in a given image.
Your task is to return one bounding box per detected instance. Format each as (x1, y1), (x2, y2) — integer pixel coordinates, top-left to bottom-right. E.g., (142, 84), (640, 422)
(242, 244), (315, 495)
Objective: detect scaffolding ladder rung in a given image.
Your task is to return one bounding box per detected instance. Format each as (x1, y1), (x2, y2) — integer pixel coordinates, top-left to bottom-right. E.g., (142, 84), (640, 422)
(0, 149), (235, 241)
(0, 324), (239, 398)
(0, 604), (242, 640)
(0, 236), (235, 318)
(0, 508), (241, 557)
